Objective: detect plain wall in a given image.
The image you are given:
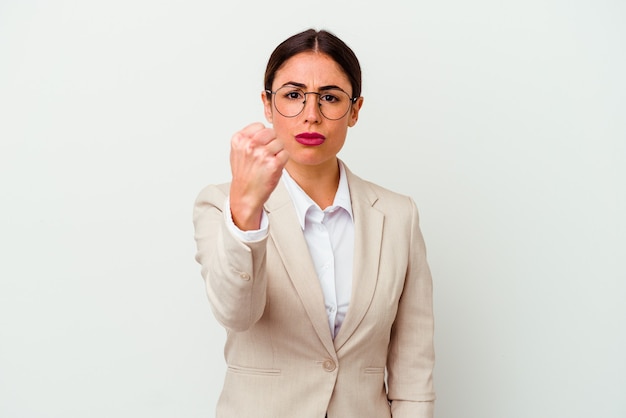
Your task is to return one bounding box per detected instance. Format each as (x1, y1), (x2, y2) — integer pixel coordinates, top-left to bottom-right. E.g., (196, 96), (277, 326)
(1, 1), (624, 417)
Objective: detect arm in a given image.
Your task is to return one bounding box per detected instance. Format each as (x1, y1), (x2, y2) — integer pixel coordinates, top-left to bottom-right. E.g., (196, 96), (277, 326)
(387, 197), (436, 418)
(193, 185), (269, 332)
(193, 123), (288, 331)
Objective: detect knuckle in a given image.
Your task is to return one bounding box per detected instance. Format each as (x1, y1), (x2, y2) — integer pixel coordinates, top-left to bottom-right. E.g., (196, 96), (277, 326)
(231, 132), (246, 147)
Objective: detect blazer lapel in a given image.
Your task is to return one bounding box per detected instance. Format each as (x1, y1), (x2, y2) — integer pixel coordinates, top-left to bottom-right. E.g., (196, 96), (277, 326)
(264, 182), (336, 355)
(333, 167), (384, 350)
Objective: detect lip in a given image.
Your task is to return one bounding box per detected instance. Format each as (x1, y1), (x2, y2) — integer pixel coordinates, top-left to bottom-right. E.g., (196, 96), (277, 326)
(295, 132), (326, 146)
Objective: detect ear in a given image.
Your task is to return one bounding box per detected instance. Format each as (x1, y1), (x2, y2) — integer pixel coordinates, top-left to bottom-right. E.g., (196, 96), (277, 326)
(261, 91), (273, 124)
(347, 96), (364, 127)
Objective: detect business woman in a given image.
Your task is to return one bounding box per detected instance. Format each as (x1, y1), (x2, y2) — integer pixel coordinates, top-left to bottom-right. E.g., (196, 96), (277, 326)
(193, 29), (435, 418)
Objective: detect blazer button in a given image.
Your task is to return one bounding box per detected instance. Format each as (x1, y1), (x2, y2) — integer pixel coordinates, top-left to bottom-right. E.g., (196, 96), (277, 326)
(239, 272), (251, 281)
(322, 359), (336, 372)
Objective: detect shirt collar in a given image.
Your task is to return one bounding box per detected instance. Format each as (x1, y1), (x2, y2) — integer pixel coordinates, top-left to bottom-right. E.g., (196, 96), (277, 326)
(281, 161), (353, 230)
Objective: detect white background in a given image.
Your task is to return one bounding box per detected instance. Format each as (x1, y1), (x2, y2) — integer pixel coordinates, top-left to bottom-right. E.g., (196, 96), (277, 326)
(1, 1), (624, 417)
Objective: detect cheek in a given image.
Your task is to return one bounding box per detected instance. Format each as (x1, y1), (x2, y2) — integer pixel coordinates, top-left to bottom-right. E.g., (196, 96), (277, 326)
(333, 125), (350, 145)
(333, 136), (348, 152)
(270, 117), (294, 142)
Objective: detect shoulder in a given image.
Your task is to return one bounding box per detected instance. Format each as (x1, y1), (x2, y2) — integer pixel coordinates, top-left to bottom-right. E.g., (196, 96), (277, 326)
(344, 164), (417, 214)
(194, 182), (231, 209)
(192, 183), (232, 227)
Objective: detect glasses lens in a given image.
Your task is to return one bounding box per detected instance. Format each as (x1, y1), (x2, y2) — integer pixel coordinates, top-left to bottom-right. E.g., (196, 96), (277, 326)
(273, 86), (352, 120)
(273, 87), (306, 118)
(318, 89), (352, 120)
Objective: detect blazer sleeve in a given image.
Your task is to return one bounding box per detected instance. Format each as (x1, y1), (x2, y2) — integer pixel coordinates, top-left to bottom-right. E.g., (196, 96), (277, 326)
(192, 184), (268, 332)
(387, 197), (436, 418)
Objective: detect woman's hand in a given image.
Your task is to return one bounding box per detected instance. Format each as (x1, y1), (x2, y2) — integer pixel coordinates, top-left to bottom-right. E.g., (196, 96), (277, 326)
(229, 122), (289, 230)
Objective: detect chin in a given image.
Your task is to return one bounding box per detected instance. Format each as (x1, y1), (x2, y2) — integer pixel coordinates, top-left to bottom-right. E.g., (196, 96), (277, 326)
(289, 153), (338, 167)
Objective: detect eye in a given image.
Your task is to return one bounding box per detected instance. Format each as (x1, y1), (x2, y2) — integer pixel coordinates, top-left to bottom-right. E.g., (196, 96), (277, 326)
(282, 89), (304, 101)
(320, 93), (341, 103)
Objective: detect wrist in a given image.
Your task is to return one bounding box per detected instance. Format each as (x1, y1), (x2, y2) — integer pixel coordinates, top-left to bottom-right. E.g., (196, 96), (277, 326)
(229, 196), (263, 231)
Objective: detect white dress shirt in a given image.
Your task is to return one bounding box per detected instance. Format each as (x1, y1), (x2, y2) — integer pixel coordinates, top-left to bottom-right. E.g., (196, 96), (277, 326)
(225, 162), (354, 338)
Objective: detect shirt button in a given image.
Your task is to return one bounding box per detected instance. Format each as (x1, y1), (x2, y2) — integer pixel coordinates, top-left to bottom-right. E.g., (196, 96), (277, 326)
(238, 272), (251, 281)
(322, 359), (336, 372)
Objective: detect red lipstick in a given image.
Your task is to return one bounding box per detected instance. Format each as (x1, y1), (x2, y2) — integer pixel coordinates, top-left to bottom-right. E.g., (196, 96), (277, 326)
(295, 132), (326, 146)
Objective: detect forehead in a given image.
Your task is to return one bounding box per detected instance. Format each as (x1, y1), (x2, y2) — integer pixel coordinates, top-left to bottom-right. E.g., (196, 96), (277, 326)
(273, 52), (351, 90)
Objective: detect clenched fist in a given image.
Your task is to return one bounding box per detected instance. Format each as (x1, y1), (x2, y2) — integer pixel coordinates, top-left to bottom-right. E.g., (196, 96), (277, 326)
(229, 122), (289, 230)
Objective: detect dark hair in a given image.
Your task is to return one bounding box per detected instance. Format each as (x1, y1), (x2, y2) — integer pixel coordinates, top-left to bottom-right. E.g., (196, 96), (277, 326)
(264, 29), (362, 99)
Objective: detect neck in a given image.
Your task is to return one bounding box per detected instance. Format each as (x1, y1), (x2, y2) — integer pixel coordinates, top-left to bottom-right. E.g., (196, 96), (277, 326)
(285, 158), (340, 210)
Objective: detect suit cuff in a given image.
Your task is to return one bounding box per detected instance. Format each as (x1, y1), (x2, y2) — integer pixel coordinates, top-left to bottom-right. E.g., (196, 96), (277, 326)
(390, 399), (434, 418)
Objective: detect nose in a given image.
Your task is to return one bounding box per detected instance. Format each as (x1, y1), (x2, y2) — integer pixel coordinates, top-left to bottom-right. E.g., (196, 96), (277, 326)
(302, 92), (322, 123)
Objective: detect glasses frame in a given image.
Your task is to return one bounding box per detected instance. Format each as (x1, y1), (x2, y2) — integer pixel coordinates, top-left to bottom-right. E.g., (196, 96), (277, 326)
(265, 87), (359, 121)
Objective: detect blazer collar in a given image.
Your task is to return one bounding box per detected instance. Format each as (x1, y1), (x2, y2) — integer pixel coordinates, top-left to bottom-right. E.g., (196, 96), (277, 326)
(264, 182), (337, 355)
(333, 165), (383, 350)
(263, 163), (384, 354)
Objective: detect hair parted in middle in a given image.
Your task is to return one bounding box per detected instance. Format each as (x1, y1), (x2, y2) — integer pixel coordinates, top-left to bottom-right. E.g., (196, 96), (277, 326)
(264, 29), (362, 100)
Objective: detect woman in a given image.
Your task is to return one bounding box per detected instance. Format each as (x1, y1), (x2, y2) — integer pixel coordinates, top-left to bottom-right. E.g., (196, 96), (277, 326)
(193, 29), (435, 418)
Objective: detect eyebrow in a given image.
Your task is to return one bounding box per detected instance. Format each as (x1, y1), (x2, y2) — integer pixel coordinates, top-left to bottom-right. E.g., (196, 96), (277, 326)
(281, 81), (346, 92)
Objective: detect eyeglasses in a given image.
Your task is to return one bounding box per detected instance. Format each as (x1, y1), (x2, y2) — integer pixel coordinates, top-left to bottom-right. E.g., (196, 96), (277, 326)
(265, 86), (358, 120)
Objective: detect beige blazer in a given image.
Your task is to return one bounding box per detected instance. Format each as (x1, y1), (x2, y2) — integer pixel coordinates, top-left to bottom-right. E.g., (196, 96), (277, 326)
(193, 165), (435, 418)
